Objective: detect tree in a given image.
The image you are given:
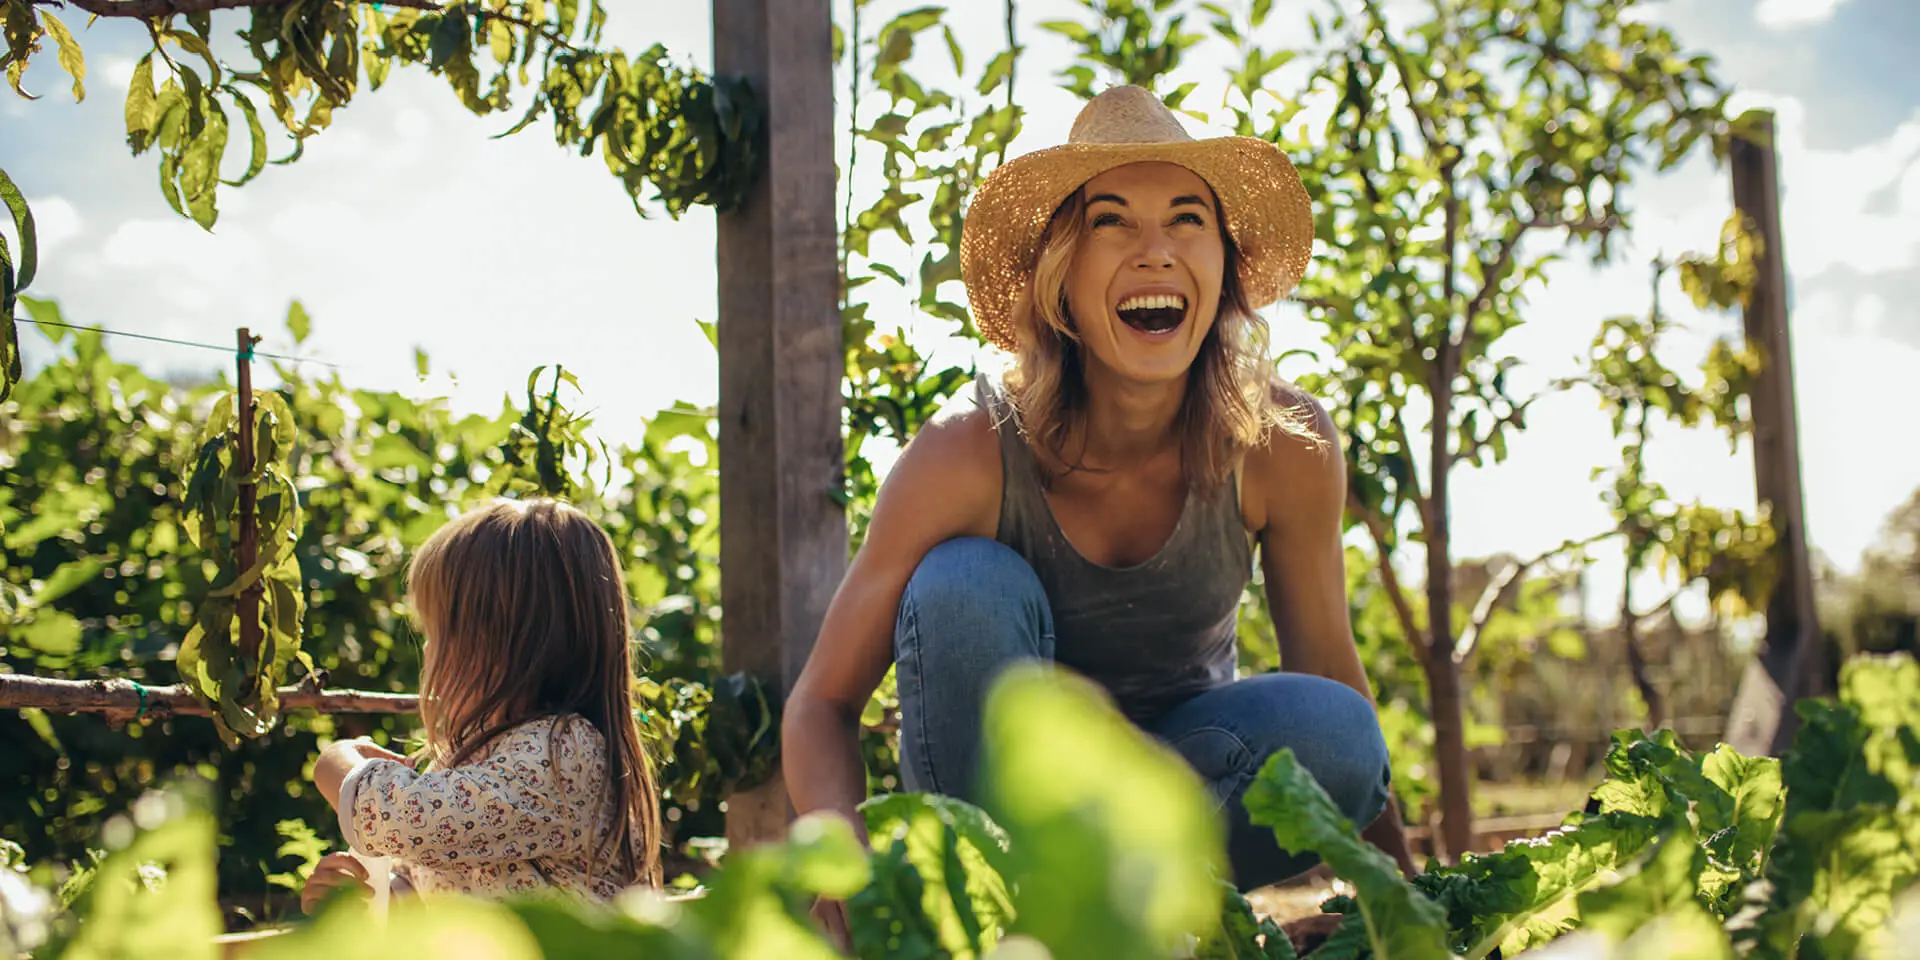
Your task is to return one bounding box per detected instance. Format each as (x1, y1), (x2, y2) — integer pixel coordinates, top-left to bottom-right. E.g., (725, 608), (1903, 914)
(1566, 248), (1775, 731)
(1267, 0), (1740, 858)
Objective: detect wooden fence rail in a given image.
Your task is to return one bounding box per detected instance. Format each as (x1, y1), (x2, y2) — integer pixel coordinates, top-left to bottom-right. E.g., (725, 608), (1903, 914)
(0, 674), (417, 721)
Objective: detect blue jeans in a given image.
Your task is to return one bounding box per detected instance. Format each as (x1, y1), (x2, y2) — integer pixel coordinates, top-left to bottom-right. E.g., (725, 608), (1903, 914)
(893, 538), (1392, 891)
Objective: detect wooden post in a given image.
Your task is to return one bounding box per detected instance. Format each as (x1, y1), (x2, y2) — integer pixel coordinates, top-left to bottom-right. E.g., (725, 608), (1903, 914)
(1723, 110), (1826, 757)
(712, 0), (844, 850)
(235, 327), (263, 668)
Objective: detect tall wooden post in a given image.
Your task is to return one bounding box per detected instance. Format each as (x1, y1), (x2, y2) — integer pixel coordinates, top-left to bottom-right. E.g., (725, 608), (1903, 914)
(1723, 110), (1826, 756)
(235, 327), (262, 668)
(712, 0), (845, 849)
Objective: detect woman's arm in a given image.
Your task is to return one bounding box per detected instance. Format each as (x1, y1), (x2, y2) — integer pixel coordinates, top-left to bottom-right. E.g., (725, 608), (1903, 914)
(782, 399), (1002, 841)
(1248, 386), (1420, 876)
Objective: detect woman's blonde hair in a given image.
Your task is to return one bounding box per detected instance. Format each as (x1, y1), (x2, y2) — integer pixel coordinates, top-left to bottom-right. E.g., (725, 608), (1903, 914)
(1003, 188), (1319, 488)
(406, 498), (662, 888)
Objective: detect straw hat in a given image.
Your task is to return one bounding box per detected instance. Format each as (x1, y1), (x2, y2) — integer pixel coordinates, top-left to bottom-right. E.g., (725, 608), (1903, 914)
(960, 84), (1315, 353)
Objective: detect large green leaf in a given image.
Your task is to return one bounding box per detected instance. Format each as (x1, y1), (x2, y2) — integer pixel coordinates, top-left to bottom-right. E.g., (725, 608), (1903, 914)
(1748, 654), (1920, 960)
(55, 787), (222, 960)
(980, 665), (1227, 960)
(858, 793), (1015, 957)
(1244, 749), (1449, 960)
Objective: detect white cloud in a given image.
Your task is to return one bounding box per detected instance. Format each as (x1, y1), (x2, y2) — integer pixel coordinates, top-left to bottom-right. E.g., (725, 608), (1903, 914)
(1754, 0), (1849, 29)
(95, 55), (138, 90)
(1724, 92), (1920, 279)
(22, 195), (82, 259)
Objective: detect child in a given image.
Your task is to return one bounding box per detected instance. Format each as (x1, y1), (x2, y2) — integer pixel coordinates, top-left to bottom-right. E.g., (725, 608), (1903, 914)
(303, 498), (663, 912)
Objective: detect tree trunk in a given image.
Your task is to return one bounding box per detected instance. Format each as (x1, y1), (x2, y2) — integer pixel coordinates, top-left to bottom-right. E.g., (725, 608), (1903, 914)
(1424, 649), (1475, 860)
(1426, 312), (1474, 859)
(1620, 582), (1666, 731)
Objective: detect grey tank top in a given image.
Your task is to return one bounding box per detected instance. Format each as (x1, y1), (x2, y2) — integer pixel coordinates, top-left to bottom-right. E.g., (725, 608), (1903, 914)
(975, 372), (1254, 724)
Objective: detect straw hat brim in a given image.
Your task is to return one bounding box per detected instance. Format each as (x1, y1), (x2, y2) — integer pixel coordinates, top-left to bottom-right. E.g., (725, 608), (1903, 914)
(960, 136), (1315, 353)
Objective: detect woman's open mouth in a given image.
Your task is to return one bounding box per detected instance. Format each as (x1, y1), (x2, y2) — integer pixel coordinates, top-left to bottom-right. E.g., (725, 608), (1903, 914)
(1116, 293), (1187, 334)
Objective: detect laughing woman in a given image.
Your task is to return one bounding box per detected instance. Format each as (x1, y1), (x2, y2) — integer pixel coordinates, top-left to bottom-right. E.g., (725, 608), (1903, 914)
(783, 85), (1415, 904)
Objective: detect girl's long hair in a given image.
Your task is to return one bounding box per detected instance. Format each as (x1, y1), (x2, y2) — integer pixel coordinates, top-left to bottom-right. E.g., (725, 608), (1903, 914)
(406, 498), (662, 888)
(1003, 188), (1322, 488)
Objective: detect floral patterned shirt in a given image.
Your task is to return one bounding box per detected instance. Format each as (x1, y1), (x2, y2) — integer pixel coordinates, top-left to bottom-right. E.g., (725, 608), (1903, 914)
(336, 714), (634, 902)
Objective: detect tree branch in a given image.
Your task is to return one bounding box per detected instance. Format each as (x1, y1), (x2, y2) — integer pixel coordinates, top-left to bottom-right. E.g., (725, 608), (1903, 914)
(1454, 530), (1614, 664)
(1358, 0), (1445, 156)
(0, 674), (418, 722)
(1351, 490), (1431, 669)
(1452, 389), (1543, 467)
(52, 0), (440, 17)
(1456, 212), (1618, 358)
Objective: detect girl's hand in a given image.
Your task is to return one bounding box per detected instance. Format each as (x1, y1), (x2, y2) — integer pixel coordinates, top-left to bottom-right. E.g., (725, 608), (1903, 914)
(301, 852), (371, 916)
(354, 740), (410, 764)
(312, 738), (407, 809)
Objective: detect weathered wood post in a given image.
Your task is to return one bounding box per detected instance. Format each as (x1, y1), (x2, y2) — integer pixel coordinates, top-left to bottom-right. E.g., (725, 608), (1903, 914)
(712, 0), (845, 849)
(235, 327), (262, 669)
(1723, 109), (1826, 757)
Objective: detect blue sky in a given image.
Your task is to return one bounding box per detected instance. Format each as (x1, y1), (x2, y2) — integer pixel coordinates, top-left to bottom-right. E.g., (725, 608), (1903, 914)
(1, 0), (1915, 625)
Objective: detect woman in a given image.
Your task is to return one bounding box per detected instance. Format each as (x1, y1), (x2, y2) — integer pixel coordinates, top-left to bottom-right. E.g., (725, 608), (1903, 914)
(783, 86), (1415, 904)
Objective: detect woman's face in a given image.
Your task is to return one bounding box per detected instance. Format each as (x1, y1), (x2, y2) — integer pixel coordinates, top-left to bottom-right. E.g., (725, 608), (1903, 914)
(1062, 161), (1227, 387)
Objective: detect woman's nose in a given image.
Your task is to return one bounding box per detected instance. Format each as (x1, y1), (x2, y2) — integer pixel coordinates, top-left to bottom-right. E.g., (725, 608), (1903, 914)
(1131, 226), (1176, 269)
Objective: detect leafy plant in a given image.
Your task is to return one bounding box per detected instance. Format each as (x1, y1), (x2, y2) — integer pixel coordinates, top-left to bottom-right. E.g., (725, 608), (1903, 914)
(0, 165), (30, 405)
(9, 654), (1920, 960)
(177, 384), (309, 745)
(1, 0), (761, 227)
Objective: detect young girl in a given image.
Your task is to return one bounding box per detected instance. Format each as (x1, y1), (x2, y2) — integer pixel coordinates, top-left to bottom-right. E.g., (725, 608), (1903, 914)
(302, 498), (662, 912)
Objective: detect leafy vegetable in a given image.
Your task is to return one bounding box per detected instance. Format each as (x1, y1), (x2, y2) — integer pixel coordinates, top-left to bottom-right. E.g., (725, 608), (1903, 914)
(980, 665), (1227, 960)
(1244, 749), (1450, 960)
(1744, 655), (1920, 960)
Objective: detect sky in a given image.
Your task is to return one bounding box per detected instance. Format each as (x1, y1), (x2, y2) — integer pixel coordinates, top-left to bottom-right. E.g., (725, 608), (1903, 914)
(1, 0), (1915, 627)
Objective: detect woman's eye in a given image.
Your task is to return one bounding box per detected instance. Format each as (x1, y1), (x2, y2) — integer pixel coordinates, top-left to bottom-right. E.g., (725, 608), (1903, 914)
(1172, 212), (1206, 226)
(1091, 212), (1124, 228)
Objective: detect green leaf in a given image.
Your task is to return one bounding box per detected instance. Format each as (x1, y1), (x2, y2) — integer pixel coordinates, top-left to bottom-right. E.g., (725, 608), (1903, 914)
(32, 557), (103, 606)
(254, 894), (542, 960)
(18, 610), (81, 656)
(489, 18), (514, 65)
(1750, 654), (1920, 960)
(0, 166), (36, 291)
(1245, 750), (1449, 960)
(942, 24), (963, 74)
(858, 793), (1015, 955)
(163, 29), (222, 88)
(222, 87), (268, 186)
(286, 300), (312, 345)
(980, 665), (1226, 960)
(39, 12), (85, 102)
(1195, 881), (1297, 959)
(1038, 20), (1092, 43)
(977, 50), (1014, 96)
(59, 785), (223, 960)
(1577, 826), (1709, 942)
(126, 53), (159, 152)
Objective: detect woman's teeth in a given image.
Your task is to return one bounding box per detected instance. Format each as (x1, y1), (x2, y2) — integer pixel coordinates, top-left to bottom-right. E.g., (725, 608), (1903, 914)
(1117, 293), (1186, 312)
(1116, 293), (1187, 333)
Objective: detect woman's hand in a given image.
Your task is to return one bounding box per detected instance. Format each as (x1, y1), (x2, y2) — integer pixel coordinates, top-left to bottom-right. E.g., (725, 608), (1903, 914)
(810, 897), (852, 954)
(301, 852), (370, 916)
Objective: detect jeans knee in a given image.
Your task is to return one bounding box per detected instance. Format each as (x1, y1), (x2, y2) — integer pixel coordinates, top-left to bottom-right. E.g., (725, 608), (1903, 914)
(900, 538), (1051, 646)
(1316, 685), (1391, 825)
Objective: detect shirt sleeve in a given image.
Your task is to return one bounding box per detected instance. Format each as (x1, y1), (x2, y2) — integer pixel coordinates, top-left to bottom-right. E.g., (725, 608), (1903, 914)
(344, 717), (610, 869)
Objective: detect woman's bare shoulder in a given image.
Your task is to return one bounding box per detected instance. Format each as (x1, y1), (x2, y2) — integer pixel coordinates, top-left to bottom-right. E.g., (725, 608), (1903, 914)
(1241, 377), (1343, 532)
(871, 384), (1004, 541)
